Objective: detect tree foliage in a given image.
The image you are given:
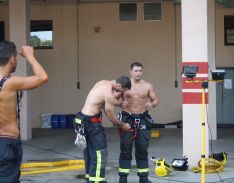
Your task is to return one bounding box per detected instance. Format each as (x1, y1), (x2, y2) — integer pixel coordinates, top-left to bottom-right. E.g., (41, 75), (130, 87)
(30, 35), (52, 48)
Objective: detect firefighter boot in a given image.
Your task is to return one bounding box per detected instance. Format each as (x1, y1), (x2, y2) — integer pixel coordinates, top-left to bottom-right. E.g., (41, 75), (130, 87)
(119, 175), (127, 183)
(139, 176), (152, 183)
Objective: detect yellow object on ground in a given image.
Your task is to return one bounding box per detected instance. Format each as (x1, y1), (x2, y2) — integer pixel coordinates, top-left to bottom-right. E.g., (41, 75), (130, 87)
(151, 130), (160, 138)
(21, 159), (85, 175)
(154, 159), (172, 177)
(192, 158), (225, 174)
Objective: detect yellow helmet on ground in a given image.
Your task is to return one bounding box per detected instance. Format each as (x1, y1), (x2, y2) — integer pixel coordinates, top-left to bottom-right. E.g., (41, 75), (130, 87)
(155, 159), (172, 177)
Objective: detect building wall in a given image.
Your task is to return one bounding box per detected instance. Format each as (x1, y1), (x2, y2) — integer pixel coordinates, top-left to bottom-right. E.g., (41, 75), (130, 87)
(30, 0), (80, 127)
(0, 1), (233, 128)
(0, 3), (9, 40)
(78, 1), (182, 127)
(216, 3), (234, 66)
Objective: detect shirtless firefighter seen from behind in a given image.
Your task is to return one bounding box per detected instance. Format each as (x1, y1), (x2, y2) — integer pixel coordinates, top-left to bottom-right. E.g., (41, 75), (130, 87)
(0, 41), (48, 183)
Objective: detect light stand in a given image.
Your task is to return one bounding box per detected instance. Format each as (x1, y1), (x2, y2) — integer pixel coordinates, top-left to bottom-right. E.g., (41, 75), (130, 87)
(183, 66), (225, 183)
(201, 80), (208, 183)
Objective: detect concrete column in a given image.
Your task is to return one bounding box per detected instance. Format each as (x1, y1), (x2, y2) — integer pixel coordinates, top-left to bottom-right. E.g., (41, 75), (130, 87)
(9, 0), (31, 140)
(182, 0), (209, 167)
(207, 0), (217, 140)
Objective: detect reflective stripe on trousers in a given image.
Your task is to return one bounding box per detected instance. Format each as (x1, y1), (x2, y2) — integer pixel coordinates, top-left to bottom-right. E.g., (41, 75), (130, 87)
(118, 112), (152, 177)
(84, 121), (107, 182)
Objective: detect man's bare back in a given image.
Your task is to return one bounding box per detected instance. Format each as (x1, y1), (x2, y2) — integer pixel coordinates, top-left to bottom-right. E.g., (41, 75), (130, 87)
(0, 89), (18, 137)
(81, 80), (112, 116)
(0, 42), (48, 138)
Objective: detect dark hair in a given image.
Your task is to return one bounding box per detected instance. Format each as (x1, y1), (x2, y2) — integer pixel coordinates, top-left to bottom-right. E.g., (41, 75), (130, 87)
(0, 41), (17, 66)
(116, 76), (131, 90)
(130, 62), (143, 70)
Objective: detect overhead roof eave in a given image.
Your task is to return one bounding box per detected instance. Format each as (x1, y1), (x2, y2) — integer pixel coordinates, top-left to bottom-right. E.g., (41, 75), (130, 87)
(173, 0), (234, 7)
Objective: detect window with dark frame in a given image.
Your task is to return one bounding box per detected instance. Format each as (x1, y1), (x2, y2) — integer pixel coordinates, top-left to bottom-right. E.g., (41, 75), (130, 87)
(144, 2), (162, 21)
(30, 20), (53, 49)
(224, 16), (234, 46)
(0, 21), (5, 42)
(119, 3), (137, 22)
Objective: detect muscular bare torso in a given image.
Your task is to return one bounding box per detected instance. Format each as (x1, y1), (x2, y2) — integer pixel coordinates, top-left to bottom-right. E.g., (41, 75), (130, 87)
(81, 80), (113, 116)
(0, 79), (19, 137)
(123, 79), (151, 114)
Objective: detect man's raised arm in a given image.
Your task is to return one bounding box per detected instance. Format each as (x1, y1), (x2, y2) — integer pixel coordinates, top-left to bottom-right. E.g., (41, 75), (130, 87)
(10, 46), (48, 91)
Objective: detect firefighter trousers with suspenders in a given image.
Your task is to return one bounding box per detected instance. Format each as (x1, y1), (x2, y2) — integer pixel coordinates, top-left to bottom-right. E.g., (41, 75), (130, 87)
(118, 111), (153, 177)
(75, 112), (108, 183)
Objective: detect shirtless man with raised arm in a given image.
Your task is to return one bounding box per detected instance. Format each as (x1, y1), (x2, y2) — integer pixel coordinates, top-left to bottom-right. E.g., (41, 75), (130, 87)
(0, 41), (48, 183)
(118, 62), (159, 183)
(73, 76), (131, 183)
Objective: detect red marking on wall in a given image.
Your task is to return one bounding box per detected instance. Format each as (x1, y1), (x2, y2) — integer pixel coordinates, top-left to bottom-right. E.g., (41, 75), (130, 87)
(182, 77), (208, 89)
(182, 62), (208, 104)
(183, 92), (208, 104)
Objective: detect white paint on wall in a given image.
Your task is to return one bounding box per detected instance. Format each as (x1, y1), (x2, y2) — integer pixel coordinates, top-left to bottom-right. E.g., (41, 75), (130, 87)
(183, 104), (209, 167)
(182, 0), (208, 61)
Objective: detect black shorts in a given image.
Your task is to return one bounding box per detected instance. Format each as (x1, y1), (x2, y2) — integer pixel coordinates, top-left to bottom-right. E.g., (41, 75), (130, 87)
(0, 137), (22, 183)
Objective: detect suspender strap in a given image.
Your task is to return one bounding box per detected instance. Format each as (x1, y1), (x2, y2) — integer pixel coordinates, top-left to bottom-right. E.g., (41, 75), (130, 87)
(0, 77), (9, 91)
(17, 90), (23, 125)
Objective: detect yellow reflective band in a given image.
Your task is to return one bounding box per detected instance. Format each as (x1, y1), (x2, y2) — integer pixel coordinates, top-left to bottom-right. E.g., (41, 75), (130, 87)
(85, 174), (89, 178)
(137, 168), (149, 173)
(75, 118), (82, 124)
(119, 168), (130, 173)
(89, 176), (105, 182)
(88, 150), (105, 182)
(96, 150), (102, 179)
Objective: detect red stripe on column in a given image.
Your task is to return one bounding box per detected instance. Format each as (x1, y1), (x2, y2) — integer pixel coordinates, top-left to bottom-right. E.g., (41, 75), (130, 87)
(182, 62), (209, 104)
(183, 92), (208, 104)
(182, 77), (208, 89)
(182, 62), (208, 74)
